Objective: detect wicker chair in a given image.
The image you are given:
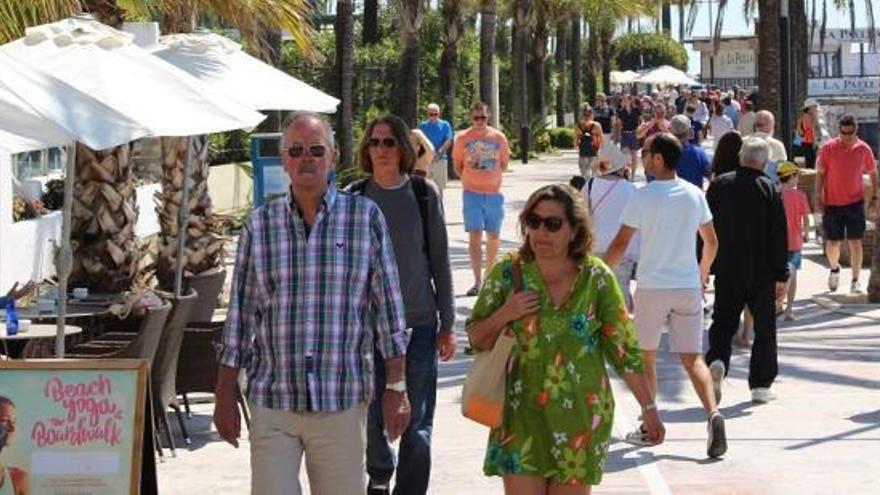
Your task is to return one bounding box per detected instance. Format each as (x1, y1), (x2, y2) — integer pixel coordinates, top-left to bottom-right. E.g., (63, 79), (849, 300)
(151, 290), (199, 454)
(176, 321), (251, 428)
(184, 268), (226, 324)
(66, 301), (172, 361)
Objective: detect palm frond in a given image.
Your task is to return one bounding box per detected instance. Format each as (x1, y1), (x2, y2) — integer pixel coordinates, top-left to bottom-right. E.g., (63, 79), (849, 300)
(713, 0), (727, 53)
(190, 0), (315, 56)
(685, 0), (699, 35)
(0, 0), (78, 43)
(864, 0), (876, 50)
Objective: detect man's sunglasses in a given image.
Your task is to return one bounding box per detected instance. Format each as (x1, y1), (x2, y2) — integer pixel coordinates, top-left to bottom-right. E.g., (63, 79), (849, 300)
(428, 112), (440, 116)
(525, 213), (566, 233)
(368, 137), (398, 148)
(287, 145), (327, 158)
(840, 127), (856, 136)
(472, 115), (488, 121)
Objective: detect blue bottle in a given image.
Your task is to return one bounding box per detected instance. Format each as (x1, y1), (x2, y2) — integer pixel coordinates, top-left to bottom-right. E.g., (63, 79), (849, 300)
(5, 298), (18, 336)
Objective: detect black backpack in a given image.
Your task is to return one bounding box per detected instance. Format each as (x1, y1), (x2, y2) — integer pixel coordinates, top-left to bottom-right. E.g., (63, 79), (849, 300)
(346, 175), (432, 259)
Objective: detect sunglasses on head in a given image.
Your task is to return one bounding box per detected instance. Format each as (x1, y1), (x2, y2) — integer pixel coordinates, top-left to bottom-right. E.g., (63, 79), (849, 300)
(525, 213), (566, 233)
(368, 137), (398, 148)
(287, 144), (327, 158)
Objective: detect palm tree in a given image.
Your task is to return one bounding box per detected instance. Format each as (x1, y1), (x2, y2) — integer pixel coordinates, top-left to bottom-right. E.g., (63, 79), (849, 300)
(335, 0), (355, 170)
(529, 0), (550, 124)
(757, 0), (781, 120)
(155, 0), (313, 291)
(363, 0), (380, 45)
(440, 0), (466, 127)
(480, 0), (497, 111)
(585, 21), (598, 104)
(570, 16), (582, 117)
(511, 0), (529, 135)
(394, 0), (425, 126)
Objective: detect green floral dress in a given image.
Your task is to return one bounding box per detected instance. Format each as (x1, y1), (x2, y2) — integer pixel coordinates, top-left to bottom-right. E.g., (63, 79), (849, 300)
(466, 254), (643, 485)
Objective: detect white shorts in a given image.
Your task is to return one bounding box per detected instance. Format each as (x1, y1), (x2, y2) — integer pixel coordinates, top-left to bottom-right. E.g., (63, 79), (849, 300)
(633, 288), (703, 353)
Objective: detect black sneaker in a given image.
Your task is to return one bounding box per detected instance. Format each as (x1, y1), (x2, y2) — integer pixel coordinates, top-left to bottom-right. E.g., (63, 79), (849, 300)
(707, 411), (727, 458)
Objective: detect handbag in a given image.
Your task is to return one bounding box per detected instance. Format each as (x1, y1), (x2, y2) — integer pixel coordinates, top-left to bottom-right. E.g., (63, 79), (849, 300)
(461, 259), (525, 428)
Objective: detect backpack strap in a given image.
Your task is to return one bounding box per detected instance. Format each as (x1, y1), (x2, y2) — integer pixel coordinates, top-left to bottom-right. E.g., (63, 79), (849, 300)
(409, 175), (432, 260)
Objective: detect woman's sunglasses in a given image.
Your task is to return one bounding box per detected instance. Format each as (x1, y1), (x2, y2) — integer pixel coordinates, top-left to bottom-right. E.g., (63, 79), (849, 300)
(287, 145), (327, 158)
(368, 137), (398, 148)
(525, 213), (565, 233)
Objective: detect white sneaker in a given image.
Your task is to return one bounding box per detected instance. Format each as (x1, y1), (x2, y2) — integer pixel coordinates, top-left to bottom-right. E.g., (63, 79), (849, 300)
(851, 280), (864, 294)
(709, 360), (725, 406)
(623, 425), (653, 447)
(751, 387), (777, 404)
(828, 269), (840, 292)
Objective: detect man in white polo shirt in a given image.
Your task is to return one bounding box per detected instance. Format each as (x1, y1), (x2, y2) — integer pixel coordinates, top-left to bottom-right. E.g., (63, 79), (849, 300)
(604, 132), (727, 459)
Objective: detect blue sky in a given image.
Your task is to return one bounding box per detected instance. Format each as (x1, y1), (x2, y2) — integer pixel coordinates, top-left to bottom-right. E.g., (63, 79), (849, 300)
(637, 0), (880, 74)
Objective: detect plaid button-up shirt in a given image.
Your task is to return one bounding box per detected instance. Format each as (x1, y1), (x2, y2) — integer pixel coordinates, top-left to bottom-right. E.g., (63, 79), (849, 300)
(218, 186), (409, 412)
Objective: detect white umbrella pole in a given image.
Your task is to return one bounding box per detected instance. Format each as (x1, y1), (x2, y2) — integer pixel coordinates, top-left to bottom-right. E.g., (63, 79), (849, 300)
(55, 142), (76, 358)
(173, 136), (193, 298)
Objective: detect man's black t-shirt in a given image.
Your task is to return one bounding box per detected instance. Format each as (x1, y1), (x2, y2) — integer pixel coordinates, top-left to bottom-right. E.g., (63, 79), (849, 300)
(594, 106), (615, 134)
(618, 107), (641, 131)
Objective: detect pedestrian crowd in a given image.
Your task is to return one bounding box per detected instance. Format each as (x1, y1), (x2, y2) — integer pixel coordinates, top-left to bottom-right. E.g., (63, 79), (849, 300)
(211, 82), (876, 494)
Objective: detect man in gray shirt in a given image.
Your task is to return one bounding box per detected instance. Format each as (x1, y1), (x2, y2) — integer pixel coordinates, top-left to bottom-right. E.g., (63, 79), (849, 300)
(350, 115), (455, 495)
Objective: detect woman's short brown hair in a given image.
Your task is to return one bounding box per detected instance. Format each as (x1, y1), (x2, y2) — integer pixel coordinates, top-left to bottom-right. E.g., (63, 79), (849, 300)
(357, 115), (417, 175)
(518, 184), (594, 263)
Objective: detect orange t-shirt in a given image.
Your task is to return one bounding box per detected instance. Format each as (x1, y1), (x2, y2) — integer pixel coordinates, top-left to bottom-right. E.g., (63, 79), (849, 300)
(782, 189), (811, 251)
(818, 137), (877, 206)
(452, 127), (510, 194)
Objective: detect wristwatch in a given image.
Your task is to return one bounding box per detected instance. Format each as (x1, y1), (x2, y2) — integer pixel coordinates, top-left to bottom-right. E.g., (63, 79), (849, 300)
(385, 380), (407, 393)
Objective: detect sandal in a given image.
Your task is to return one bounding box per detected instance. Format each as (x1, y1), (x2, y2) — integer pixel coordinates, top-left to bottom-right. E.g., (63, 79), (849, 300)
(623, 424), (653, 446)
(465, 284), (480, 297)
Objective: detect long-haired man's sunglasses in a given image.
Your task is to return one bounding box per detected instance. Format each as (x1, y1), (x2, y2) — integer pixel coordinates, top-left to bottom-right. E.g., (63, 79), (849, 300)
(368, 137), (398, 148)
(287, 145), (327, 158)
(525, 213), (565, 233)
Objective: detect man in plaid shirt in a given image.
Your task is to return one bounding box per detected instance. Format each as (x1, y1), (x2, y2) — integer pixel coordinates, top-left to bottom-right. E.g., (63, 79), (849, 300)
(213, 112), (411, 495)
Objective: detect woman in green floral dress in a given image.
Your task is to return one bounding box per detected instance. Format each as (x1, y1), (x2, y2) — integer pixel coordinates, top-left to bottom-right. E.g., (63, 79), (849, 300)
(466, 185), (664, 494)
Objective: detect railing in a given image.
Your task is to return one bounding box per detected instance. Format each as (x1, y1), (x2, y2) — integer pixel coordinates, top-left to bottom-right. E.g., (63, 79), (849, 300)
(697, 77), (759, 90)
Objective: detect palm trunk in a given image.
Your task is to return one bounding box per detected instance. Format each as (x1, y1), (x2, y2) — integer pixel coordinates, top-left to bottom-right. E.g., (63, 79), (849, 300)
(83, 0), (125, 28)
(395, 0), (423, 127)
(758, 0), (782, 125)
(480, 0), (497, 109)
(156, 137), (224, 291)
(530, 6), (549, 125)
(600, 23), (614, 95)
(335, 0), (355, 171)
(662, 2), (672, 35)
(512, 0), (529, 134)
(570, 17), (582, 116)
(555, 20), (567, 126)
(586, 22), (598, 105)
(363, 0), (380, 45)
(791, 0), (809, 123)
(70, 143), (141, 292)
(678, 0), (685, 41)
(440, 0), (463, 127)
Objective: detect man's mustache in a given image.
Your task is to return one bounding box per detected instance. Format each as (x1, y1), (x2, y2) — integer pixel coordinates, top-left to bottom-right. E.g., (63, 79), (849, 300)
(298, 162), (318, 174)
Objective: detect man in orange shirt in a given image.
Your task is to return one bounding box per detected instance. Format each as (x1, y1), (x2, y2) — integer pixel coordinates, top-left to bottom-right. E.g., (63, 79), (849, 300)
(453, 102), (510, 296)
(815, 114), (878, 293)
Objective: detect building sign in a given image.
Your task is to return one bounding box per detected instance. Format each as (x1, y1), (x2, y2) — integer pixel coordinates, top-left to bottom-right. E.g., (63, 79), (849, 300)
(702, 49), (756, 79)
(0, 360), (150, 494)
(812, 28), (880, 46)
(808, 76), (880, 96)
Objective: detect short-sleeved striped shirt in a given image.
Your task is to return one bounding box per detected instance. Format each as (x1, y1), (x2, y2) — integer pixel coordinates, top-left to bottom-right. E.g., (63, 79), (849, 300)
(218, 186), (409, 412)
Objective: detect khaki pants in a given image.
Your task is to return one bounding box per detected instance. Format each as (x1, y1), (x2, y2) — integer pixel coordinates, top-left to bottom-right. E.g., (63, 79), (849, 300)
(428, 157), (448, 200)
(249, 402), (367, 495)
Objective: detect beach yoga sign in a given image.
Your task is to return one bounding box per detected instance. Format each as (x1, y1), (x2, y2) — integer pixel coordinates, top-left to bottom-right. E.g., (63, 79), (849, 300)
(0, 359), (152, 494)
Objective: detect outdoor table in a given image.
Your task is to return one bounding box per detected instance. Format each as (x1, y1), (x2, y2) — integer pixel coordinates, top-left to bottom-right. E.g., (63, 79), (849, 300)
(0, 323), (82, 358)
(17, 302), (114, 320)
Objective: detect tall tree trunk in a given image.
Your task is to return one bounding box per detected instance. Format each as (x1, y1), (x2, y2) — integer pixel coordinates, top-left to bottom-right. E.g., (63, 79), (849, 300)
(160, 3), (196, 34)
(512, 0), (529, 134)
(555, 20), (567, 126)
(70, 143), (141, 292)
(155, 137), (224, 290)
(530, 5), (549, 125)
(395, 0), (423, 127)
(600, 23), (614, 95)
(662, 2), (672, 35)
(758, 0), (782, 128)
(363, 0), (380, 45)
(791, 0), (809, 122)
(440, 0), (463, 128)
(335, 0), (355, 171)
(586, 22), (598, 105)
(570, 17), (582, 117)
(480, 0), (497, 109)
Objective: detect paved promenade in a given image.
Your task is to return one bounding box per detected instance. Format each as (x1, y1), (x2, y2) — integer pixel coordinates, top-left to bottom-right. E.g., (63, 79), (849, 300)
(157, 152), (880, 494)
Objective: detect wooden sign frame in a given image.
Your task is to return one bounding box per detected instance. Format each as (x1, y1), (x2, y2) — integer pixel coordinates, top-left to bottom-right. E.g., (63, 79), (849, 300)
(0, 359), (151, 494)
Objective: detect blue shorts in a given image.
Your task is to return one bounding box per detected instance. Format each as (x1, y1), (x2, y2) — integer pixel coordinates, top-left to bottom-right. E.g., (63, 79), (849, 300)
(620, 131), (639, 150)
(463, 190), (504, 233)
(787, 251), (802, 271)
